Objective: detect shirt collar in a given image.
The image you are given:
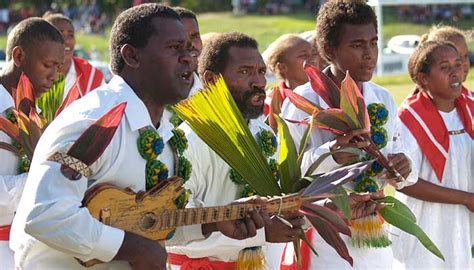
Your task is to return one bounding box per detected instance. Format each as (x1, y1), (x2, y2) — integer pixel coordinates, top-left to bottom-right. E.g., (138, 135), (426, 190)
(361, 81), (381, 104)
(107, 75), (174, 142)
(0, 84), (13, 114)
(249, 117), (272, 135)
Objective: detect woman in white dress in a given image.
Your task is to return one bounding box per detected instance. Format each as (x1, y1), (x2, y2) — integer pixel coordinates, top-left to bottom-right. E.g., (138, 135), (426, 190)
(392, 40), (474, 270)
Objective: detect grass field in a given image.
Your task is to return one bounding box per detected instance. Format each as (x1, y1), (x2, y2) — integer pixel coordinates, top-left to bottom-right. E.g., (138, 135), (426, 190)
(0, 11), (471, 103)
(373, 69), (474, 105)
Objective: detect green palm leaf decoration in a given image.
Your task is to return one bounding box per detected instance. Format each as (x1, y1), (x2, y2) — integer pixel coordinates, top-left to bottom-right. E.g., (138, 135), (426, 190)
(174, 75), (280, 196)
(37, 74), (65, 123)
(174, 75), (379, 266)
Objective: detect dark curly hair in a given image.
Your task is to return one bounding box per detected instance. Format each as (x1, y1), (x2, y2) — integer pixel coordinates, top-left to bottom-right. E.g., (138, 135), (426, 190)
(6, 17), (64, 61)
(198, 32), (258, 77)
(408, 40), (458, 85)
(109, 3), (179, 73)
(173, 6), (197, 22)
(316, 0), (377, 63)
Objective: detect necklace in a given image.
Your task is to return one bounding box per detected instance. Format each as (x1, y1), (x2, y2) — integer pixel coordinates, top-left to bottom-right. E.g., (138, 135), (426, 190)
(351, 102), (391, 248)
(137, 124), (192, 208)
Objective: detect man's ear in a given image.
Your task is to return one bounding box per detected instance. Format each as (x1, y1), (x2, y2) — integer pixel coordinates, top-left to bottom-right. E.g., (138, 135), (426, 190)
(324, 44), (334, 61)
(417, 73), (428, 87)
(12, 46), (24, 68)
(120, 44), (140, 69)
(276, 62), (287, 77)
(203, 70), (219, 86)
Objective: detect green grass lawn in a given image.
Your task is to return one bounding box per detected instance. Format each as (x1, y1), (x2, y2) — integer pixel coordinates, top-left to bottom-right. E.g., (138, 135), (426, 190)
(373, 68), (474, 105)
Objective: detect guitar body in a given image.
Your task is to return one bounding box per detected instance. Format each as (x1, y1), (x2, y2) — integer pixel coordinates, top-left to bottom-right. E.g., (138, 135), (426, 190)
(83, 176), (184, 241)
(80, 176), (302, 267)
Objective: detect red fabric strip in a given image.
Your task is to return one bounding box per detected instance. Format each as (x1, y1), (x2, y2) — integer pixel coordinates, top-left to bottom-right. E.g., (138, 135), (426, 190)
(0, 225), (11, 241)
(168, 253), (236, 270)
(399, 91), (474, 182)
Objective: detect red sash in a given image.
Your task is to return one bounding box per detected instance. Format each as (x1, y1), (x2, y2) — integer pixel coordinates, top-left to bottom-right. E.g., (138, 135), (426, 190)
(73, 57), (104, 96)
(462, 85), (473, 97)
(398, 91), (474, 182)
(168, 253), (236, 270)
(264, 82), (290, 116)
(0, 225), (11, 241)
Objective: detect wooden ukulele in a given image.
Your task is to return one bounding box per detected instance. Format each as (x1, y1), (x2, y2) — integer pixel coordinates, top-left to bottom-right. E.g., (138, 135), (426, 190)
(80, 176), (302, 266)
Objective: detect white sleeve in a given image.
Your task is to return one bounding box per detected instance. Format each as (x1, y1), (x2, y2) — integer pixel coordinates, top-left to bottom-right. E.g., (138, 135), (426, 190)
(170, 134), (267, 256)
(0, 173), (27, 224)
(391, 118), (421, 189)
(174, 189), (267, 258)
(178, 189), (266, 258)
(301, 141), (341, 176)
(23, 120), (125, 263)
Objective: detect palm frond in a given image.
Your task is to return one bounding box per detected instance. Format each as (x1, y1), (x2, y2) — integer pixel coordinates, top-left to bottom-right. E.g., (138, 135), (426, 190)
(37, 74), (65, 123)
(174, 76), (281, 195)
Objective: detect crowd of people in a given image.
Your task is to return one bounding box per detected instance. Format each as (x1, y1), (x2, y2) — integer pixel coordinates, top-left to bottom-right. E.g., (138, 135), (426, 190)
(0, 1), (472, 270)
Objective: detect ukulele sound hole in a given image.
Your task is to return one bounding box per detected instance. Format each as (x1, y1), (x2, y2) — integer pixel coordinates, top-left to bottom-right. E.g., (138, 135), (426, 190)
(140, 213), (157, 230)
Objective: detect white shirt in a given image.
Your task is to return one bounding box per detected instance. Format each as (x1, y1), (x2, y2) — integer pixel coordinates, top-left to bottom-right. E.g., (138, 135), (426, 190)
(280, 80), (418, 270)
(10, 76), (205, 270)
(167, 118), (284, 268)
(0, 84), (27, 270)
(392, 110), (473, 270)
(0, 84), (27, 227)
(63, 61), (77, 99)
(187, 72), (203, 98)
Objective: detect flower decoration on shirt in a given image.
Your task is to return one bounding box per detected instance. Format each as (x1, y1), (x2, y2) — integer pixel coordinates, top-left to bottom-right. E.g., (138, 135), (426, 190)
(365, 161), (384, 177)
(240, 184), (257, 198)
(351, 103), (390, 248)
(257, 130), (277, 157)
(169, 127), (192, 209)
(137, 125), (192, 209)
(354, 176), (378, 193)
(138, 129), (164, 160)
(370, 126), (388, 149)
(367, 103), (389, 126)
(170, 128), (188, 155)
(166, 105), (183, 128)
(145, 159), (169, 190)
(176, 155), (192, 182)
(18, 156), (31, 173)
(175, 189), (190, 209)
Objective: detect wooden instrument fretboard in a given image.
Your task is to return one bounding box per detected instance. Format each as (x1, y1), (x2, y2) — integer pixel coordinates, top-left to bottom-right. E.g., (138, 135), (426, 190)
(156, 194), (301, 229)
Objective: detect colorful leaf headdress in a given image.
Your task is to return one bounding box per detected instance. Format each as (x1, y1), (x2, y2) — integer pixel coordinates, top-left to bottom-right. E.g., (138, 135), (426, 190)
(173, 75), (380, 265)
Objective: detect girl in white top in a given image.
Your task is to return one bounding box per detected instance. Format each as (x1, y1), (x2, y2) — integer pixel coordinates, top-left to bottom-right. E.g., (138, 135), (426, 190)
(392, 40), (474, 270)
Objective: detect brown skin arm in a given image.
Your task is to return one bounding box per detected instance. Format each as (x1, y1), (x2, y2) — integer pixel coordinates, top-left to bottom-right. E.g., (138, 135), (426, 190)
(114, 231), (168, 270)
(399, 178), (474, 211)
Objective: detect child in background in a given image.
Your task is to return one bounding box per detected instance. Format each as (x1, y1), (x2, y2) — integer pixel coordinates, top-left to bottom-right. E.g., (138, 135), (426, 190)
(263, 34), (313, 116)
